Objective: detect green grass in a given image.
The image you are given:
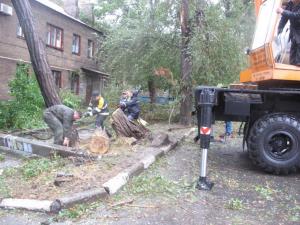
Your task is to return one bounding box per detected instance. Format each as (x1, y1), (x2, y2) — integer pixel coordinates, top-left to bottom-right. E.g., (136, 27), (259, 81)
(255, 185), (275, 200)
(20, 157), (65, 179)
(226, 198), (244, 210)
(0, 154), (5, 161)
(0, 176), (11, 198)
(1, 156), (66, 180)
(289, 205), (300, 222)
(111, 156), (198, 203)
(56, 202), (101, 220)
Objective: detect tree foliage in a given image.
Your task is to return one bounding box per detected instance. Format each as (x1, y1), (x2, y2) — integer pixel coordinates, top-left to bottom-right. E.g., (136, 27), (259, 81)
(79, 0), (255, 124)
(0, 64), (44, 129)
(95, 0), (180, 92)
(0, 64), (82, 129)
(87, 0), (254, 88)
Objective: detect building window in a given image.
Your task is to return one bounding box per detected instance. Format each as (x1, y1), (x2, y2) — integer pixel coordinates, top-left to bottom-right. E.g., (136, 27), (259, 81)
(72, 34), (81, 55)
(47, 24), (63, 50)
(52, 70), (62, 88)
(87, 40), (94, 58)
(71, 73), (80, 95)
(17, 24), (24, 38)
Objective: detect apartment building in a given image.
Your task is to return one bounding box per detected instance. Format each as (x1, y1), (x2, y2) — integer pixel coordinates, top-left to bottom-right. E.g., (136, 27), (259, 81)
(0, 0), (108, 103)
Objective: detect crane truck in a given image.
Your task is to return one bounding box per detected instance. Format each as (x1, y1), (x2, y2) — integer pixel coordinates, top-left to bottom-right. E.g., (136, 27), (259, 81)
(195, 0), (300, 190)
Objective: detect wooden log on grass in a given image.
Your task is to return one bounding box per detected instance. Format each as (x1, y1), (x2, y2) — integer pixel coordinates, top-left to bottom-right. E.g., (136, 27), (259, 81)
(111, 109), (149, 139)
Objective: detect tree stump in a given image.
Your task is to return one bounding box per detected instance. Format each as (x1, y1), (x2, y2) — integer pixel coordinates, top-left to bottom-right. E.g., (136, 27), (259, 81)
(89, 128), (110, 154)
(111, 109), (149, 139)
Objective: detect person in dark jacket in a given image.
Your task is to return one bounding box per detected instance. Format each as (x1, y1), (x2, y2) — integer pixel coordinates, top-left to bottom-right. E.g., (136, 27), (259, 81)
(120, 90), (140, 121)
(43, 105), (81, 146)
(277, 0), (300, 65)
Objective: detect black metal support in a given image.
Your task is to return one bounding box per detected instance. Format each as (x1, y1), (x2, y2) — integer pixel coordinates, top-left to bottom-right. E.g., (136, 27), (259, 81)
(196, 88), (216, 191)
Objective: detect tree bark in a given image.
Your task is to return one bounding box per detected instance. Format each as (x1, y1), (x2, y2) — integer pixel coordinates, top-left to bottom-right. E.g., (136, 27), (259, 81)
(11, 0), (61, 107)
(111, 109), (149, 139)
(179, 0), (193, 125)
(148, 77), (156, 105)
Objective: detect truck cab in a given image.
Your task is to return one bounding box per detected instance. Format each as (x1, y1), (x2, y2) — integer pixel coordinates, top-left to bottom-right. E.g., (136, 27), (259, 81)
(241, 0), (300, 85)
(195, 0), (300, 176)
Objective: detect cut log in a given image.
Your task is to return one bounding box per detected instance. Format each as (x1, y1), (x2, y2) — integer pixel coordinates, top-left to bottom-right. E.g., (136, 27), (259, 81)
(111, 109), (149, 139)
(0, 198), (61, 213)
(88, 128), (110, 154)
(58, 188), (108, 208)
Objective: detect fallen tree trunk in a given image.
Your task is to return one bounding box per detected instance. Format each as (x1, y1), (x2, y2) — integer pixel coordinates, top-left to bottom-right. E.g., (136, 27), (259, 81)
(111, 109), (149, 139)
(0, 198), (61, 213)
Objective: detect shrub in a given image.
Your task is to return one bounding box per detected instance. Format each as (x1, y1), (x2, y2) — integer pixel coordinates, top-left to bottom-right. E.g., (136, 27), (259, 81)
(59, 89), (82, 109)
(0, 64), (45, 129)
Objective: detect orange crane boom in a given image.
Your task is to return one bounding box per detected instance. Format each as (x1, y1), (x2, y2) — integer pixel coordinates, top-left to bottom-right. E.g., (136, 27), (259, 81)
(255, 0), (263, 16)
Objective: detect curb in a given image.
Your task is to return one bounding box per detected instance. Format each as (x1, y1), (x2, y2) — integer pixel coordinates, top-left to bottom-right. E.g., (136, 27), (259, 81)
(0, 199), (61, 213)
(101, 128), (193, 196)
(0, 128), (192, 212)
(58, 188), (108, 208)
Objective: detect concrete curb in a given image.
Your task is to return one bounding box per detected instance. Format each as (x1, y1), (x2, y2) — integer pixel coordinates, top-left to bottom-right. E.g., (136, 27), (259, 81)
(0, 199), (61, 213)
(57, 188), (108, 208)
(0, 128), (192, 213)
(101, 128), (193, 196)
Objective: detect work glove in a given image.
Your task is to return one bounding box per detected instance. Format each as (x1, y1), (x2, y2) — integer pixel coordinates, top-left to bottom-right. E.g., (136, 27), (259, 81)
(83, 111), (93, 118)
(119, 102), (126, 108)
(92, 107), (101, 115)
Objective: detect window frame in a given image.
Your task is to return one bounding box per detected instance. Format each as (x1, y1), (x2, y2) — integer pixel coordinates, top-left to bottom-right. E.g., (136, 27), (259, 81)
(87, 39), (94, 58)
(72, 34), (81, 55)
(46, 23), (64, 51)
(52, 70), (62, 88)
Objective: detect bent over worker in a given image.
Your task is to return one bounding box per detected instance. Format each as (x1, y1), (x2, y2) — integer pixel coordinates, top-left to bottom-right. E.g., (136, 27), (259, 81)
(43, 105), (81, 146)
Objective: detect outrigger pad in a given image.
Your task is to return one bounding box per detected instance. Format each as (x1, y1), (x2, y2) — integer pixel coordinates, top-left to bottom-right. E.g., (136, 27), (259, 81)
(196, 176), (214, 191)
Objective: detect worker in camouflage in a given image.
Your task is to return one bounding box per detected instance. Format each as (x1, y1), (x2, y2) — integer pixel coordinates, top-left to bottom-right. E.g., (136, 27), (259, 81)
(43, 105), (81, 146)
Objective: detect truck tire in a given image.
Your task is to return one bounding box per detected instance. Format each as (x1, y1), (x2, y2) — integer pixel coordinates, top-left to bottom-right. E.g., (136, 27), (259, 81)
(248, 114), (300, 174)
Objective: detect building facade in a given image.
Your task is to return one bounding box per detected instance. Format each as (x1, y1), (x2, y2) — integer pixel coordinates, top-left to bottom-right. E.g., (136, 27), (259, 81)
(0, 0), (108, 103)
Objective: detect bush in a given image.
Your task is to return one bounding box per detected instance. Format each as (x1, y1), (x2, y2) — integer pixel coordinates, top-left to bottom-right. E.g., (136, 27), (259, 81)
(140, 102), (180, 123)
(59, 89), (82, 109)
(0, 64), (45, 129)
(0, 64), (85, 130)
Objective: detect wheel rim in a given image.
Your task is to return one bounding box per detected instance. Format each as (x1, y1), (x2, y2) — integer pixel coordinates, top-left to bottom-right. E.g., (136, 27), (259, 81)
(264, 131), (298, 160)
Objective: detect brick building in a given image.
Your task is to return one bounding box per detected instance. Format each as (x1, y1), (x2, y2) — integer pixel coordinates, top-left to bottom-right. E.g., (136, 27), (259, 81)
(0, 0), (108, 103)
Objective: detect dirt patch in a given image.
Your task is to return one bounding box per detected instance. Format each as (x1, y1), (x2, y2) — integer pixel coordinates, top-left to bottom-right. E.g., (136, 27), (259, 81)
(0, 123), (190, 201)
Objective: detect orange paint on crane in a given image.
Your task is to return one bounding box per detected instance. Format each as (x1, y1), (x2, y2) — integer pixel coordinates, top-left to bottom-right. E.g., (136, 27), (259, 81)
(255, 0), (263, 16)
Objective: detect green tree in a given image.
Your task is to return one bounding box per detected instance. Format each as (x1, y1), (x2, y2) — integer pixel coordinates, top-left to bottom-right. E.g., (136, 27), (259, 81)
(82, 0), (255, 122)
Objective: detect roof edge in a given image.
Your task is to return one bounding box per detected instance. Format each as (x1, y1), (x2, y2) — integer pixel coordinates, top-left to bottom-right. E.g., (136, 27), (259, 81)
(32, 0), (103, 35)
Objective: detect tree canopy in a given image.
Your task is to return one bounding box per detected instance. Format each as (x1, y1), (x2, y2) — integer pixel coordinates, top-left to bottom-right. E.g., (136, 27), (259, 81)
(78, 0), (255, 124)
(85, 0), (255, 88)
